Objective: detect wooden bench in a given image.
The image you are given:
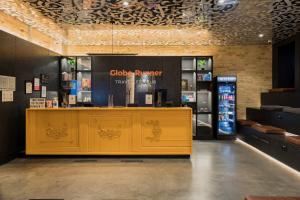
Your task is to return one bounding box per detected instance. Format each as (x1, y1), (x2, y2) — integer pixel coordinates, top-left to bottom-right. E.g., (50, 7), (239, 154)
(251, 124), (286, 135)
(286, 136), (300, 146)
(268, 88), (295, 93)
(238, 119), (257, 126)
(238, 119), (286, 135)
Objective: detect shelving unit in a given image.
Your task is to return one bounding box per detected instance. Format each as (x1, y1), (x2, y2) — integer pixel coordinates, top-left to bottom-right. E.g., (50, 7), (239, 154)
(181, 56), (213, 140)
(60, 56), (92, 107)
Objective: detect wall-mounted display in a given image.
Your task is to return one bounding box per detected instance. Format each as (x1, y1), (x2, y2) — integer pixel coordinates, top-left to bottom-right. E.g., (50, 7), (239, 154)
(25, 81), (33, 94)
(181, 56), (213, 140)
(41, 86), (47, 98)
(30, 98), (45, 108)
(33, 77), (40, 91)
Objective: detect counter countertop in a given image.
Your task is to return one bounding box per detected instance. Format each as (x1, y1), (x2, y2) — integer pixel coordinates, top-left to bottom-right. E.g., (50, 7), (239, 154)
(26, 107), (192, 111)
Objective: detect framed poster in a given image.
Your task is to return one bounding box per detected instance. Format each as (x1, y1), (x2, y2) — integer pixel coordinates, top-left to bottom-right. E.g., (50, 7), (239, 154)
(33, 77), (40, 91)
(25, 81), (33, 94)
(40, 74), (49, 84)
(0, 75), (16, 91)
(41, 86), (47, 98)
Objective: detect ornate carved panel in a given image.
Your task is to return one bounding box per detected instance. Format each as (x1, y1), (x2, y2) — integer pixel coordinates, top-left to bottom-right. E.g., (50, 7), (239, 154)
(88, 113), (133, 152)
(97, 124), (122, 140)
(139, 111), (191, 148)
(32, 111), (81, 151)
(45, 123), (68, 139)
(144, 120), (162, 142)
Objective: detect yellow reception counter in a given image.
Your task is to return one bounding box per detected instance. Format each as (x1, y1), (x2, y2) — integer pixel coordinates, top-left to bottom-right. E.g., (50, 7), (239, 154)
(26, 107), (192, 155)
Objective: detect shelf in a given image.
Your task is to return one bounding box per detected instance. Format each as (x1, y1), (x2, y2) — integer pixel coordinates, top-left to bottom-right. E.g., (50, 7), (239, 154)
(197, 81), (212, 83)
(78, 90), (92, 92)
(197, 70), (212, 73)
(183, 102), (197, 104)
(197, 121), (212, 128)
(197, 111), (212, 114)
(182, 70), (196, 73)
(181, 56), (213, 140)
(182, 91), (196, 93)
(77, 70), (92, 72)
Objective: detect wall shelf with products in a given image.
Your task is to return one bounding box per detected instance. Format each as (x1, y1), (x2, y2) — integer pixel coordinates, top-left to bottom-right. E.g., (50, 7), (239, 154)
(60, 56), (92, 107)
(181, 56), (214, 140)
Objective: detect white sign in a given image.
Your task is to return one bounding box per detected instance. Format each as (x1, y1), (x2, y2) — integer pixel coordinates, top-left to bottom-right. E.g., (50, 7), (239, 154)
(34, 77), (40, 91)
(30, 98), (45, 108)
(68, 95), (76, 105)
(41, 86), (47, 98)
(25, 82), (33, 94)
(2, 91), (13, 102)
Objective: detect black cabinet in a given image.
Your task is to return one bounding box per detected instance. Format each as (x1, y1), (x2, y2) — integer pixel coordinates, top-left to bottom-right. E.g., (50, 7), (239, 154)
(181, 56), (214, 140)
(60, 57), (92, 107)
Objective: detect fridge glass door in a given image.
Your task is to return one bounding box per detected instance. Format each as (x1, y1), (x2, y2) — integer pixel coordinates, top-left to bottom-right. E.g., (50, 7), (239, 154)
(218, 83), (236, 135)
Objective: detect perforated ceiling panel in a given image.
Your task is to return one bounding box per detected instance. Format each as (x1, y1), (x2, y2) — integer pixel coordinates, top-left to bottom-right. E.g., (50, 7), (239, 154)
(15, 0), (300, 44)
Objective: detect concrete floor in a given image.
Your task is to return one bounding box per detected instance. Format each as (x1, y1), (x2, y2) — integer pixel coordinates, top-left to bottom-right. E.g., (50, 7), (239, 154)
(0, 141), (299, 200)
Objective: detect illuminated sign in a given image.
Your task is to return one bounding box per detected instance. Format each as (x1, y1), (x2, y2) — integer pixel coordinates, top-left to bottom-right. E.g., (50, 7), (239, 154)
(217, 76), (237, 82)
(110, 69), (163, 77)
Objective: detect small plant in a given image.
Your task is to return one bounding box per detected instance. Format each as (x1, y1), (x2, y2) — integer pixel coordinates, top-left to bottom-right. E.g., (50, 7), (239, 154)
(198, 59), (207, 68)
(198, 59), (207, 71)
(67, 58), (76, 66)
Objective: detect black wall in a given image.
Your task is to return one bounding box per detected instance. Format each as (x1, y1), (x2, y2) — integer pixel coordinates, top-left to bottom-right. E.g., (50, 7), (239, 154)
(273, 33), (300, 90)
(262, 33), (300, 107)
(277, 42), (295, 88)
(92, 56), (181, 107)
(0, 31), (59, 165)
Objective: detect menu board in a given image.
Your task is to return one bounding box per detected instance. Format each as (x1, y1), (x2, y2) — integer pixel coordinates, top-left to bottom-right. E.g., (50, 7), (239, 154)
(0, 75), (16, 91)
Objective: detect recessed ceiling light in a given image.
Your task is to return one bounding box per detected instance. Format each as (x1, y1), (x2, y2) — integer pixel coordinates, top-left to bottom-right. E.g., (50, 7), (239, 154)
(259, 33), (264, 38)
(218, 0), (226, 4)
(123, 1), (129, 7)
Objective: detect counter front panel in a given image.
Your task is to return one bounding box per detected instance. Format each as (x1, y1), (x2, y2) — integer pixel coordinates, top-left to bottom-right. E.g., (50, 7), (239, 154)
(26, 108), (192, 155)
